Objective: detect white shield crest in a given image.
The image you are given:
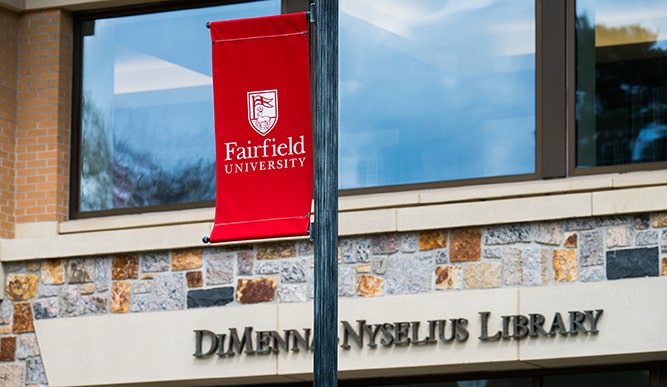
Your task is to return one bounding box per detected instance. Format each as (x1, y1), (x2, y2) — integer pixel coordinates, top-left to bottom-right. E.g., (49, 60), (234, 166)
(247, 89), (278, 136)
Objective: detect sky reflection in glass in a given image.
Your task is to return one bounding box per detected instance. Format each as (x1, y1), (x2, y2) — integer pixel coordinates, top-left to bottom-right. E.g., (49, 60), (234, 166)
(78, 1), (280, 211)
(79, 0), (538, 212)
(339, 0), (536, 189)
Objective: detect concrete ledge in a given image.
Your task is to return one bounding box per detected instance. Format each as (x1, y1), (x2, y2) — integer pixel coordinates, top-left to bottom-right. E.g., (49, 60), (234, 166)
(593, 185), (667, 215)
(0, 0), (23, 11)
(1, 222), (214, 261)
(397, 192), (592, 232)
(58, 208), (215, 235)
(2, 171), (667, 261)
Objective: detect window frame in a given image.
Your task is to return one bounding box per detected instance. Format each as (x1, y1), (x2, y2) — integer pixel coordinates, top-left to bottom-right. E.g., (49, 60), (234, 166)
(69, 0), (310, 219)
(211, 362), (661, 387)
(339, 0), (543, 197)
(565, 0), (667, 177)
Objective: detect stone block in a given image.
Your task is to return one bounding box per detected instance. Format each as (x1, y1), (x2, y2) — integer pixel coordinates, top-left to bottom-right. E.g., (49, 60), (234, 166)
(401, 233), (419, 253)
(606, 226), (632, 249)
(186, 271), (203, 288)
(464, 262), (502, 289)
(484, 224), (531, 245)
(372, 234), (400, 255)
(385, 253), (431, 295)
(187, 287), (234, 309)
(534, 222), (562, 245)
(153, 274), (186, 311)
(371, 256), (387, 274)
(59, 285), (83, 318)
(41, 259), (65, 285)
(237, 251), (254, 276)
(502, 247), (523, 286)
(32, 298), (57, 320)
(5, 273), (38, 301)
(172, 249), (203, 271)
(553, 249), (578, 282)
(636, 230), (659, 246)
(357, 275), (384, 297)
(522, 248), (542, 286)
(257, 242), (296, 259)
(111, 281), (131, 313)
(280, 259), (308, 283)
(141, 252), (170, 272)
(12, 303), (34, 333)
(652, 212), (667, 228)
(0, 364), (24, 387)
(80, 283), (95, 295)
(83, 295), (108, 315)
(607, 247), (659, 280)
(434, 265), (462, 290)
(16, 333), (39, 359)
(26, 356), (47, 385)
(277, 284), (307, 303)
(580, 230), (604, 267)
(112, 255), (139, 280)
(0, 336), (16, 361)
(338, 265), (356, 297)
(634, 214), (650, 230)
(419, 230), (447, 251)
(450, 228), (481, 262)
(67, 258), (94, 283)
(237, 277), (277, 304)
(206, 252), (234, 285)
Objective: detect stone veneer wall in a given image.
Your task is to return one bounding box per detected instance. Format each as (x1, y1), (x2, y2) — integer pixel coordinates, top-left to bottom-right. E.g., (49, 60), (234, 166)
(1, 213), (667, 385)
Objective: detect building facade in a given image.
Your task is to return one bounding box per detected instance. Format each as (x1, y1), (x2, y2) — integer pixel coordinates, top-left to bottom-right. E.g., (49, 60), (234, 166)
(1, 0), (667, 386)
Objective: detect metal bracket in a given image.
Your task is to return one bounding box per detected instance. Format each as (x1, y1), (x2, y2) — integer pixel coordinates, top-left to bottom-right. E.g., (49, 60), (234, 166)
(309, 3), (316, 23)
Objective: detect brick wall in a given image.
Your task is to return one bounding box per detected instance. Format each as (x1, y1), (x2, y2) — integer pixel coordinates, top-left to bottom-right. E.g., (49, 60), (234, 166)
(15, 9), (72, 225)
(0, 8), (19, 238)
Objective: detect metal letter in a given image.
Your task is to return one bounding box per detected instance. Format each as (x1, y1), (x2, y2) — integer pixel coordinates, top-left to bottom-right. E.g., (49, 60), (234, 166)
(193, 330), (219, 357)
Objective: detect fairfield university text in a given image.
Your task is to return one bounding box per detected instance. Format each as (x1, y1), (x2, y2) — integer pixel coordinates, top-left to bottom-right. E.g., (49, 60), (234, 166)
(193, 310), (603, 358)
(223, 135), (307, 174)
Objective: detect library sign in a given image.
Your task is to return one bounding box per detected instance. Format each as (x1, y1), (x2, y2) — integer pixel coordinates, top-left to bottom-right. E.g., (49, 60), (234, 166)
(193, 309), (603, 358)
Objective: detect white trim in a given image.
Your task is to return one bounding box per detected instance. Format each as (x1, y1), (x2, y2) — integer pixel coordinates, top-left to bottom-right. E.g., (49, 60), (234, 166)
(34, 277), (667, 386)
(0, 0), (23, 11)
(2, 171), (667, 261)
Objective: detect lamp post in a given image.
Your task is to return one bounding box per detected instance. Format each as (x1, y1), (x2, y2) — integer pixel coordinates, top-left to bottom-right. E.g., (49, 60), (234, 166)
(312, 1), (338, 386)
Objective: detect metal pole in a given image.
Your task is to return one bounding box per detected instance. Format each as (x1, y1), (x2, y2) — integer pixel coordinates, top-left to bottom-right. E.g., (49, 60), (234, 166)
(312, 0), (338, 386)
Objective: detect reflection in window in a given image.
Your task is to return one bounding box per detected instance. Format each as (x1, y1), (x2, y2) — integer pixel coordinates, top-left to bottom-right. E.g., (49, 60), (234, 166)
(367, 377), (532, 387)
(576, 0), (667, 167)
(543, 369), (649, 387)
(77, 1), (280, 212)
(339, 1), (536, 189)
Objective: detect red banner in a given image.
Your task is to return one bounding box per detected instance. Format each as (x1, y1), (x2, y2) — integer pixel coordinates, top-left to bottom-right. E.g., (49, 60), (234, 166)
(207, 12), (312, 243)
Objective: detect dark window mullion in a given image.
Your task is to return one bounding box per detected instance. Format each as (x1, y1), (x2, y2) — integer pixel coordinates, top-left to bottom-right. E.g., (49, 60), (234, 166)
(539, 0), (567, 178)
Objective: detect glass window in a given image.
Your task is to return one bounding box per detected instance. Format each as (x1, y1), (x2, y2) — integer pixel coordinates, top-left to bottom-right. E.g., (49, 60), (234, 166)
(76, 1), (281, 213)
(543, 369), (650, 387)
(367, 378), (532, 387)
(339, 0), (536, 189)
(576, 0), (667, 168)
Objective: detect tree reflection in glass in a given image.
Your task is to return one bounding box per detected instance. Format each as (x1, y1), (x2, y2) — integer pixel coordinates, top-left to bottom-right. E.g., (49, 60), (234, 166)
(576, 0), (667, 167)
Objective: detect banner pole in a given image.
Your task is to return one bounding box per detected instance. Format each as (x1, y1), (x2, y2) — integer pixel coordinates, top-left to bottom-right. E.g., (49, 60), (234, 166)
(312, 1), (338, 386)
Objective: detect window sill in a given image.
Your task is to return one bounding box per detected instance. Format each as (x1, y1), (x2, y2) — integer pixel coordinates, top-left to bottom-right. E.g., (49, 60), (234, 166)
(2, 170), (667, 261)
